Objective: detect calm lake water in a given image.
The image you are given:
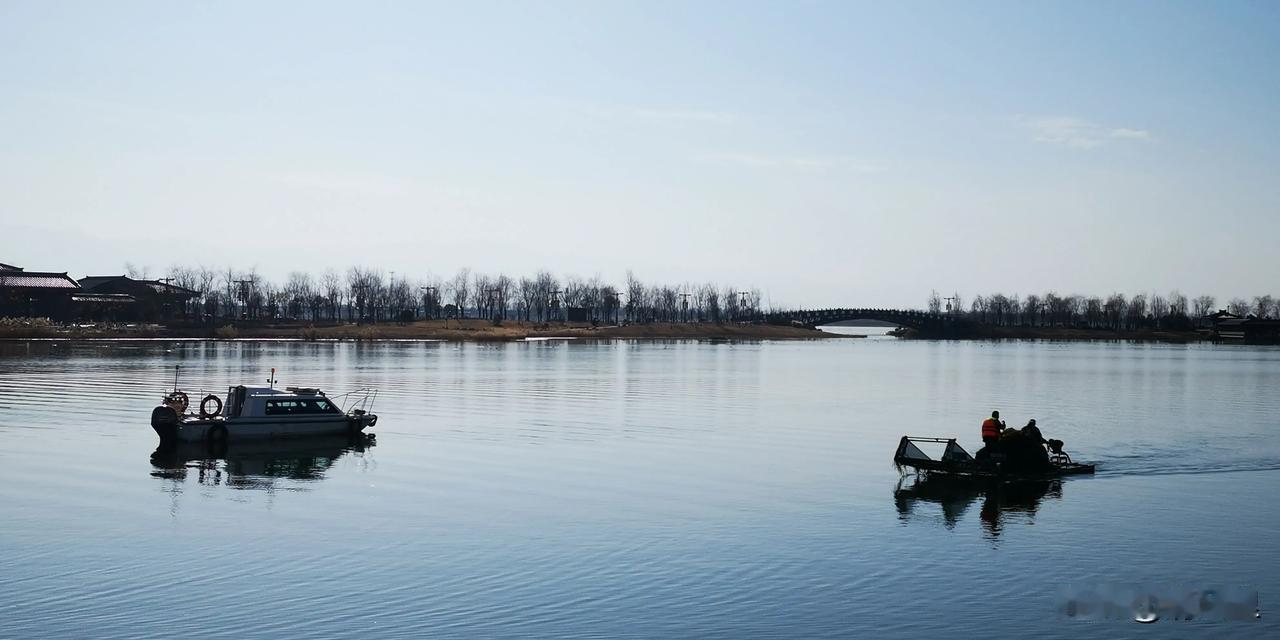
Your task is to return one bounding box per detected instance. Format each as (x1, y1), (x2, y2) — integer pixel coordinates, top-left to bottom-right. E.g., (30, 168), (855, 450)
(1, 335), (1277, 638)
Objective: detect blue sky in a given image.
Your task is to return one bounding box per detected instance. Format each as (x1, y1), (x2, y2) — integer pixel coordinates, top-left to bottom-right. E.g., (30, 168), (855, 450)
(2, 1), (1277, 308)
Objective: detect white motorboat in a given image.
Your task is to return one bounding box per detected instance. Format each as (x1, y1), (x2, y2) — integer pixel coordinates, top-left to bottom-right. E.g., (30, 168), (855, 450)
(150, 368), (377, 445)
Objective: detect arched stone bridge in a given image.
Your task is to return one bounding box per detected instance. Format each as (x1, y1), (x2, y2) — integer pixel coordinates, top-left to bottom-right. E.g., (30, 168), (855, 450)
(766, 308), (969, 333)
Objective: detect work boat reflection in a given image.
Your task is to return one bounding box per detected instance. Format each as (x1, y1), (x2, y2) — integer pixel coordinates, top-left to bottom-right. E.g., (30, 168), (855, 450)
(150, 433), (376, 490)
(894, 474), (1063, 538)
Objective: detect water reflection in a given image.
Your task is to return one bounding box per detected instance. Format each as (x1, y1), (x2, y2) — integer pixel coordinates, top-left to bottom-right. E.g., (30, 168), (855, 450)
(150, 433), (376, 490)
(894, 474), (1063, 538)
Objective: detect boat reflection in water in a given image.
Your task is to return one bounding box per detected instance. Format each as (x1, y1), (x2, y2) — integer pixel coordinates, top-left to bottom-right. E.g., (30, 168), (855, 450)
(894, 474), (1063, 538)
(150, 433), (376, 490)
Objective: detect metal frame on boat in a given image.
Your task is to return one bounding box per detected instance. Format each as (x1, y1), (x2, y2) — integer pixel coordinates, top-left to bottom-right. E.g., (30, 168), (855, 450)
(894, 436), (1095, 480)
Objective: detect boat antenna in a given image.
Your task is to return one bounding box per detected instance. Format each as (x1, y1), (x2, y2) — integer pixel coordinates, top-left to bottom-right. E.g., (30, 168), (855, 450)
(173, 364), (181, 392)
(268, 367), (276, 388)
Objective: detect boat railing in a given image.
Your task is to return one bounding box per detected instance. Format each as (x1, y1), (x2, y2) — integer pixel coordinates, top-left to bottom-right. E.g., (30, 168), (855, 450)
(333, 388), (378, 415)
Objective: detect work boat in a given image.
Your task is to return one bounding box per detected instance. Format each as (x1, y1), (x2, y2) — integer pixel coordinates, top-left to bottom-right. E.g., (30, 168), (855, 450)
(150, 369), (378, 445)
(894, 436), (1095, 480)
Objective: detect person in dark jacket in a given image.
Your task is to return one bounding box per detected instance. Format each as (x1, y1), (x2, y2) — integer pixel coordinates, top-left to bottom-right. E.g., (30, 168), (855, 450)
(1021, 419), (1045, 445)
(1015, 419), (1050, 471)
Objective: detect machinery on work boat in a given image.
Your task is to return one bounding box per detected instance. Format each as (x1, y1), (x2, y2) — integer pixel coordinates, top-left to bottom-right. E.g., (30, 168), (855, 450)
(150, 367), (378, 446)
(894, 436), (1095, 480)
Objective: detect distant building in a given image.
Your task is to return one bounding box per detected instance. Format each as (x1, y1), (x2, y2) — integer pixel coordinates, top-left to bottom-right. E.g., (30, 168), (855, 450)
(70, 292), (141, 322)
(1205, 310), (1242, 323)
(1209, 311), (1280, 344)
(0, 262), (81, 319)
(78, 275), (198, 321)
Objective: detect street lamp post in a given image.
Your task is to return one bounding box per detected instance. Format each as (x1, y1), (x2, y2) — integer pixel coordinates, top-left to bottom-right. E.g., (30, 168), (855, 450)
(550, 290), (563, 323)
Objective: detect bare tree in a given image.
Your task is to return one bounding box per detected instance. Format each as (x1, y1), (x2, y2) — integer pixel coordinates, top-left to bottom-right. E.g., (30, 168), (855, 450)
(242, 267), (265, 320)
(584, 275), (604, 320)
(927, 290), (942, 314)
(535, 270), (558, 322)
(125, 262), (150, 279)
(563, 275), (586, 311)
(165, 264), (198, 317)
(1066, 295), (1084, 327)
(222, 266), (240, 320)
(1227, 297), (1251, 316)
(1044, 292), (1072, 327)
(495, 274), (514, 322)
(987, 293), (1010, 326)
(1192, 295), (1217, 319)
(666, 286), (682, 321)
(1253, 295), (1275, 318)
(703, 283), (721, 324)
(262, 281), (283, 320)
(969, 295), (987, 324)
(284, 272), (313, 320)
(1149, 292), (1168, 326)
(721, 285), (740, 322)
(625, 270), (644, 323)
(321, 269), (344, 321)
(386, 275), (414, 322)
(601, 284), (620, 324)
(1085, 296), (1103, 328)
(1021, 294), (1039, 327)
(449, 268), (472, 319)
(517, 277), (536, 322)
(192, 265), (217, 320)
(347, 266), (382, 322)
(1127, 294), (1148, 330)
(473, 272), (493, 319)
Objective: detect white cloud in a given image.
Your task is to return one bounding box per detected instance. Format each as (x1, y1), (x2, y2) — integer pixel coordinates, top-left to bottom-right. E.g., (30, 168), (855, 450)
(1109, 127), (1152, 140)
(1019, 116), (1152, 149)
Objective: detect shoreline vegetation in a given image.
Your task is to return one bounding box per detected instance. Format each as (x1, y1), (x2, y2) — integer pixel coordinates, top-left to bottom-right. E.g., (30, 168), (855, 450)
(0, 317), (1215, 343)
(889, 324), (1207, 343)
(8, 261), (1266, 344)
(0, 318), (849, 342)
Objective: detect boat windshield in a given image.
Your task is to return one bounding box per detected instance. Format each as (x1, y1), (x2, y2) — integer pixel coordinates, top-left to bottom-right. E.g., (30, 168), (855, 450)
(264, 398), (342, 415)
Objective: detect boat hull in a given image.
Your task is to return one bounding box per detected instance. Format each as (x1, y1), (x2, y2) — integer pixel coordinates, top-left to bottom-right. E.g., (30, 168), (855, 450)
(151, 407), (376, 444)
(896, 457), (1095, 480)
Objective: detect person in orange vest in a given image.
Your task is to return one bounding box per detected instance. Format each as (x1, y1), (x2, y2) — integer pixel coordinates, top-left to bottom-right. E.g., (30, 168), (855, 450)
(981, 410), (1006, 446)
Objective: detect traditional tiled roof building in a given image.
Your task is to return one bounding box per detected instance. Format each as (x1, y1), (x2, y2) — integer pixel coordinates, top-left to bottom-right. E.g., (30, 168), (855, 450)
(78, 275), (198, 321)
(0, 262), (81, 318)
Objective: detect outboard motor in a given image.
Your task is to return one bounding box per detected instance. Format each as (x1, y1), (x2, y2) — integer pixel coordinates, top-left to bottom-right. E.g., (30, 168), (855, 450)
(1047, 438), (1071, 464)
(151, 405), (179, 443)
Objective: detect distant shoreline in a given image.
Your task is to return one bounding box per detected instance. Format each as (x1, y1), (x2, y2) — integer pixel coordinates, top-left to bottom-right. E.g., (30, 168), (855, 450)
(0, 319), (852, 342)
(0, 319), (1219, 344)
(893, 325), (1208, 343)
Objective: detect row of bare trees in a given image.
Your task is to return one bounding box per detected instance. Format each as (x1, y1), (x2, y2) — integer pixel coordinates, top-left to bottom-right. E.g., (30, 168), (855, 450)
(163, 265), (765, 325)
(927, 290), (1278, 331)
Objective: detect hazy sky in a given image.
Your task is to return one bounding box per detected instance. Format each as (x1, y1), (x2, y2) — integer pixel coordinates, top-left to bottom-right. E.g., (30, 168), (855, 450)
(2, 1), (1277, 308)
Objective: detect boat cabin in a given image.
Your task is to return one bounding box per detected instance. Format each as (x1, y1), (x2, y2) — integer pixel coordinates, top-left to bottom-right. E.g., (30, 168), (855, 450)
(225, 386), (343, 419)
